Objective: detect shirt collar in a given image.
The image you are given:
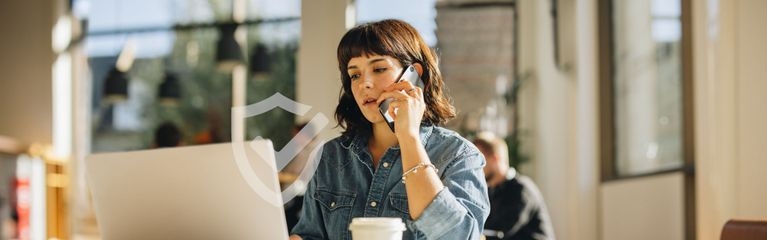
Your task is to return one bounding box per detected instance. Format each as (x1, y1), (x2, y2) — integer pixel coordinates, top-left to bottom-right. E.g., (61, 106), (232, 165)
(340, 124), (434, 152)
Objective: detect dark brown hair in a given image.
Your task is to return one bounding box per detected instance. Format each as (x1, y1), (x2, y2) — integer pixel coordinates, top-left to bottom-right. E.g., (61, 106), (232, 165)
(335, 19), (455, 136)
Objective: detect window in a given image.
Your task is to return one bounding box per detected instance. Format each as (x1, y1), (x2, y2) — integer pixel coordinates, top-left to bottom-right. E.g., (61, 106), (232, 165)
(599, 0), (693, 179)
(355, 0), (438, 46)
(85, 0), (301, 152)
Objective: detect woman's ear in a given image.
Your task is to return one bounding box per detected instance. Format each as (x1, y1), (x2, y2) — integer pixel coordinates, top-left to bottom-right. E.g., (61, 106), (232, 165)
(413, 63), (424, 77)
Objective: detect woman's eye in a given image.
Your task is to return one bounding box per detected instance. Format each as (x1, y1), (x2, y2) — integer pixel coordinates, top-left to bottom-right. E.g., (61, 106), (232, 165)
(349, 73), (360, 80)
(373, 67), (388, 73)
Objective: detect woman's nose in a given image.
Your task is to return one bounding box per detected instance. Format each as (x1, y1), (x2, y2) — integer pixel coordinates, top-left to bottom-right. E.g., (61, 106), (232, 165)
(362, 75), (373, 89)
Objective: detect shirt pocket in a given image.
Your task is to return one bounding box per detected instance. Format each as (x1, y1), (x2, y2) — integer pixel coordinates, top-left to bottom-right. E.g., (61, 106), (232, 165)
(314, 189), (356, 239)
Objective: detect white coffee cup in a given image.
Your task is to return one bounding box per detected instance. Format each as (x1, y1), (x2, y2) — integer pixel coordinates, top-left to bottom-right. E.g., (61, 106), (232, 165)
(348, 217), (406, 240)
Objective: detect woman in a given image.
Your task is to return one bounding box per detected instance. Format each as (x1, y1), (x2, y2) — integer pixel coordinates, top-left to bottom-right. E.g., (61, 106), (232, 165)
(290, 19), (489, 240)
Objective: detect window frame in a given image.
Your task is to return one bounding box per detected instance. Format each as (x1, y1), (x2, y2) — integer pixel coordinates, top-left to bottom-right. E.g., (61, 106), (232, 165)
(597, 0), (696, 238)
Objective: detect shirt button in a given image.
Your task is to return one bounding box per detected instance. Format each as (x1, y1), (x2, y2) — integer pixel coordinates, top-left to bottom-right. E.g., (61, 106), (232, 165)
(370, 201), (377, 207)
(330, 202), (336, 208)
(383, 162), (390, 168)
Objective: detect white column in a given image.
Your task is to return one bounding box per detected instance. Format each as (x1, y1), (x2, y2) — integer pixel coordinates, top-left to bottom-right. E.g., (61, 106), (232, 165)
(232, 64), (248, 141)
(517, 0), (599, 239)
(231, 0), (248, 142)
(535, 0), (575, 238)
(572, 0), (599, 239)
(693, 0), (737, 239)
(296, 0), (353, 140)
(695, 0), (767, 238)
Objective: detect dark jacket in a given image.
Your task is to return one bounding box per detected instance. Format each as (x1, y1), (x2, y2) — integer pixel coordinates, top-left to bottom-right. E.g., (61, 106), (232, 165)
(484, 169), (555, 240)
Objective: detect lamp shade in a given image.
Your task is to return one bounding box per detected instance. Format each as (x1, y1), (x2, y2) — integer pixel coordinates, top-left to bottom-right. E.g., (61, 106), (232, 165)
(104, 67), (128, 102)
(159, 72), (181, 105)
(249, 43), (271, 75)
(216, 23), (244, 72)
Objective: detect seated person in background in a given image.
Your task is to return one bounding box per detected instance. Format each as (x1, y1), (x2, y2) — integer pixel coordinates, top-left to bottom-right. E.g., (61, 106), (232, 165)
(472, 132), (555, 240)
(153, 122), (183, 148)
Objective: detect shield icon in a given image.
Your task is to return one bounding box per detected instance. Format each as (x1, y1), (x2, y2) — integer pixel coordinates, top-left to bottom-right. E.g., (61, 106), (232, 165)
(231, 93), (328, 207)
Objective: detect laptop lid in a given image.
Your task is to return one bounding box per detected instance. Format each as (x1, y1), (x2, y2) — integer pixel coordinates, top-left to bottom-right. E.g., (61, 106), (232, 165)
(85, 141), (288, 240)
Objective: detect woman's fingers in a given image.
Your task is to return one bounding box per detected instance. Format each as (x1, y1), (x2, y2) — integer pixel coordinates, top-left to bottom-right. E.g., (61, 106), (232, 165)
(408, 86), (423, 99)
(384, 78), (417, 92)
(377, 90), (411, 105)
(377, 84), (422, 105)
(376, 77), (425, 133)
(388, 100), (398, 118)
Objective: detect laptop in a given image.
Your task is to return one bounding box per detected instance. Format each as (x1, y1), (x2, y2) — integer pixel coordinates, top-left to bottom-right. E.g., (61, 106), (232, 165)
(86, 141), (289, 240)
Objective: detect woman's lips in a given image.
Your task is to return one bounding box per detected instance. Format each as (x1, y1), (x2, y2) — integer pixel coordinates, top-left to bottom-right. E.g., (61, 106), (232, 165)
(362, 98), (378, 106)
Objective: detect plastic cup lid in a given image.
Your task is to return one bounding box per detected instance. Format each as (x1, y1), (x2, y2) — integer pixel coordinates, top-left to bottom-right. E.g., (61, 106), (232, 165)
(349, 217), (406, 231)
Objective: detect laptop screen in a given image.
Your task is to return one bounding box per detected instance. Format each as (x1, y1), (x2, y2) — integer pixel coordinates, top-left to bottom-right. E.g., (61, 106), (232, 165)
(86, 141), (289, 239)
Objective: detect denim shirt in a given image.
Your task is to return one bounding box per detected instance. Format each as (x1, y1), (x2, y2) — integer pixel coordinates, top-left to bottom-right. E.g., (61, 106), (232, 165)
(291, 125), (490, 240)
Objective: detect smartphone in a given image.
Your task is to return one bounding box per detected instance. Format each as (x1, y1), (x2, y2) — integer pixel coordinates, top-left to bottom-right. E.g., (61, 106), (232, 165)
(378, 65), (423, 132)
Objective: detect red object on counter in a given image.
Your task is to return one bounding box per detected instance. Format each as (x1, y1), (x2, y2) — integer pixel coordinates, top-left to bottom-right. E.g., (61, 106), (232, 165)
(14, 178), (30, 240)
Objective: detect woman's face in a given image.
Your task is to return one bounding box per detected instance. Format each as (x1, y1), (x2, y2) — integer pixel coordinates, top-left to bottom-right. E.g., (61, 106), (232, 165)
(346, 54), (405, 124)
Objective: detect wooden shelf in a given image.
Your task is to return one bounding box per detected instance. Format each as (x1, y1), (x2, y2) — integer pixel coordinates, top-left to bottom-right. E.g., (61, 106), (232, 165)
(0, 135), (26, 155)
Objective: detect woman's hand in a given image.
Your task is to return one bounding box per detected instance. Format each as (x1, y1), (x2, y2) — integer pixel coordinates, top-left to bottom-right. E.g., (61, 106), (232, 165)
(377, 79), (425, 139)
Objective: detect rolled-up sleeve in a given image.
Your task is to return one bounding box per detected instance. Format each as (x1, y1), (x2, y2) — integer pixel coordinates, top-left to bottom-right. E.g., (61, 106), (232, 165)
(412, 150), (490, 239)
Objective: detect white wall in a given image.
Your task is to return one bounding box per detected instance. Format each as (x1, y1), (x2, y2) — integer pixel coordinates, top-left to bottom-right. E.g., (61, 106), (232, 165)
(733, 0), (767, 218)
(0, 1), (56, 144)
(516, 0), (599, 239)
(695, 0), (767, 239)
(600, 173), (685, 240)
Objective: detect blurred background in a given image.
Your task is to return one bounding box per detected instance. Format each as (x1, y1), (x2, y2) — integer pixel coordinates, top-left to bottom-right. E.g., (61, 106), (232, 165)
(0, 0), (765, 239)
